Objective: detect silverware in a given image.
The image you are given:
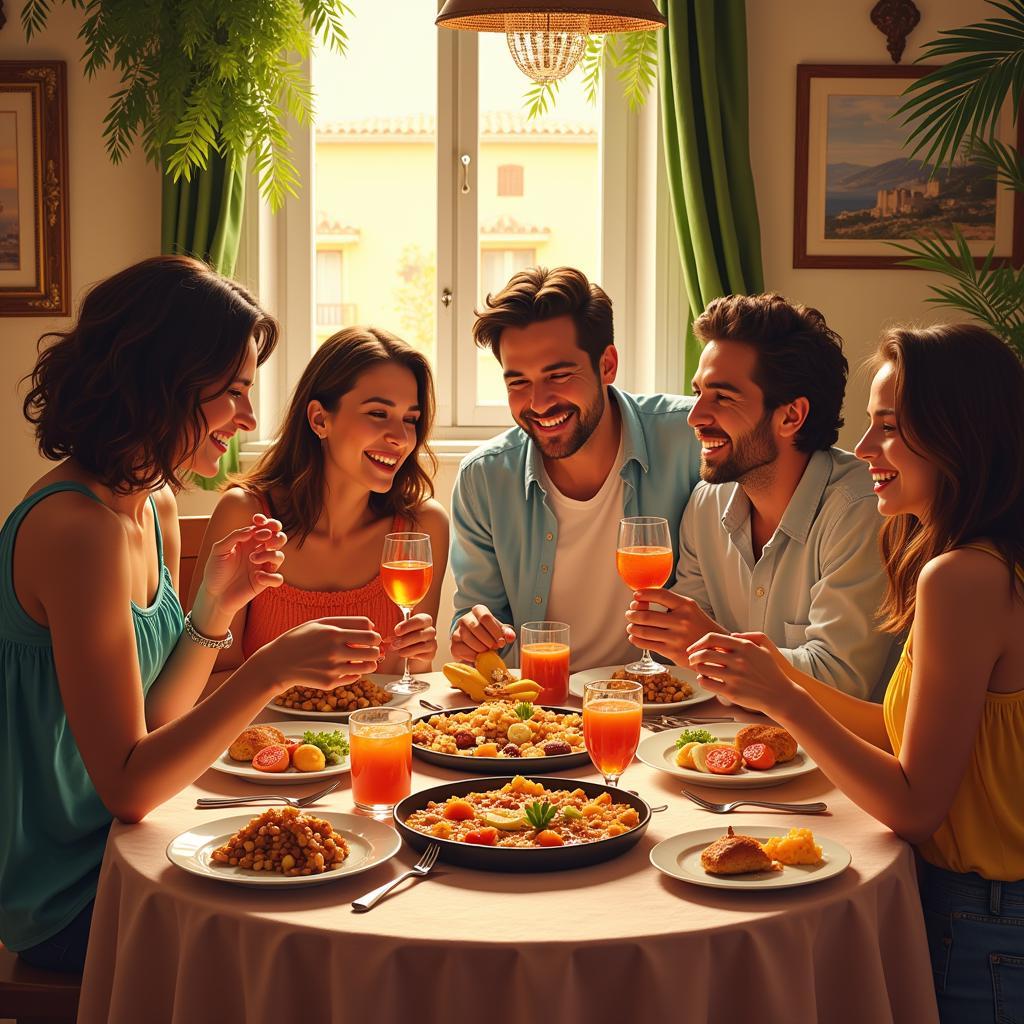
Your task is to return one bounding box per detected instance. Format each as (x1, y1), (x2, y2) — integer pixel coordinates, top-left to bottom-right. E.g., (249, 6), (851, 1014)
(195, 778), (341, 810)
(660, 715), (735, 726)
(681, 788), (828, 814)
(625, 789), (668, 813)
(352, 843), (441, 912)
(419, 698), (444, 712)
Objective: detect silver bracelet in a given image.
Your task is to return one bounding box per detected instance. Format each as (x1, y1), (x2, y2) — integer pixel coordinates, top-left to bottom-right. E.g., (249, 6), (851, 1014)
(183, 611), (233, 650)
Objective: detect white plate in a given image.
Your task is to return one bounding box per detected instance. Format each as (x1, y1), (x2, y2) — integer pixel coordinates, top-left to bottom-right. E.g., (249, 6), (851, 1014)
(211, 721), (350, 785)
(166, 811), (401, 888)
(569, 665), (716, 715)
(636, 722), (818, 788)
(650, 826), (850, 890)
(266, 674), (411, 720)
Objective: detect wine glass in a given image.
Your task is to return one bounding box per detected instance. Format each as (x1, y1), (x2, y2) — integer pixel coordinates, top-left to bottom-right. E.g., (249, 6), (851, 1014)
(582, 679), (643, 787)
(616, 516), (673, 676)
(380, 532), (433, 695)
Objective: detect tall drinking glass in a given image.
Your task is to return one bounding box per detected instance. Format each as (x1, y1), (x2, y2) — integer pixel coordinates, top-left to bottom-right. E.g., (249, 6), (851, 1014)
(616, 516), (672, 676)
(520, 621), (571, 705)
(582, 680), (643, 787)
(349, 706), (412, 816)
(380, 532), (433, 695)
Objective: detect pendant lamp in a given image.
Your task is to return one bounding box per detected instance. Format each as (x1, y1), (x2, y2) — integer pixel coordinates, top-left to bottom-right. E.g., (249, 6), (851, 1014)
(435, 1), (667, 84)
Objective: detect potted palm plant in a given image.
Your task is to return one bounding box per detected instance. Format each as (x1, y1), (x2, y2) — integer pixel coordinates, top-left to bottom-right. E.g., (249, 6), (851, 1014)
(895, 0), (1024, 357)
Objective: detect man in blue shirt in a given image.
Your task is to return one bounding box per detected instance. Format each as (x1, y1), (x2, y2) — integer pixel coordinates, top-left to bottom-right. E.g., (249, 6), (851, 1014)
(449, 266), (701, 669)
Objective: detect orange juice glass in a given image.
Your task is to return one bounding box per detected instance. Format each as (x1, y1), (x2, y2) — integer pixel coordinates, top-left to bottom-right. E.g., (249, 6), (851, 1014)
(349, 707), (412, 815)
(615, 546), (673, 590)
(582, 680), (643, 786)
(520, 621), (571, 705)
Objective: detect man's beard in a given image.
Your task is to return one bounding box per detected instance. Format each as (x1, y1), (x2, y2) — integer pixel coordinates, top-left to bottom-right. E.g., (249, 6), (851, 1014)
(521, 388), (605, 460)
(700, 411), (778, 485)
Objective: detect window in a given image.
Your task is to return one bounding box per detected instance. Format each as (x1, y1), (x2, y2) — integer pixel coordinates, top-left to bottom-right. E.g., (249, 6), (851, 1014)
(497, 164), (524, 197)
(246, 3), (677, 447)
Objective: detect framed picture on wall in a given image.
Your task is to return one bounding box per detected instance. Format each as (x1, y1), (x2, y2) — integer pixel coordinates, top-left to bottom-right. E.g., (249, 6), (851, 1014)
(794, 64), (1023, 270)
(0, 60), (69, 315)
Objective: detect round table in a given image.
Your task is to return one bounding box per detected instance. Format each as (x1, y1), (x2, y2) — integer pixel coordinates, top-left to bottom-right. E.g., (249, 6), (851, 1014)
(77, 672), (939, 1024)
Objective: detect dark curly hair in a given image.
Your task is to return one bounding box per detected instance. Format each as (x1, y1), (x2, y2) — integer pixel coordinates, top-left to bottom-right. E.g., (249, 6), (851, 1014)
(473, 265), (613, 371)
(22, 255), (279, 493)
(693, 293), (848, 452)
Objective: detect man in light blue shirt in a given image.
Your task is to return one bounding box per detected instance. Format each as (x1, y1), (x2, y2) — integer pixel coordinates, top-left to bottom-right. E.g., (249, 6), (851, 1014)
(449, 266), (701, 668)
(624, 293), (899, 700)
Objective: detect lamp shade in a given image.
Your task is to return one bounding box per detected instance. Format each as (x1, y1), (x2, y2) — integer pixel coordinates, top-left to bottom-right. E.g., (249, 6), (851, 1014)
(435, 0), (667, 33)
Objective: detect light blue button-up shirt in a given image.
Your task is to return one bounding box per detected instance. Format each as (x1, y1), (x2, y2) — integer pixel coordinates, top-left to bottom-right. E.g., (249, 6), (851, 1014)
(449, 387), (701, 663)
(672, 447), (901, 700)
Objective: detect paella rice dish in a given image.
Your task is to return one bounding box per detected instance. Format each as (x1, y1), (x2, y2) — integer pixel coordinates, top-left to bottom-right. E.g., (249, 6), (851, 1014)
(411, 701), (584, 759)
(404, 775), (641, 848)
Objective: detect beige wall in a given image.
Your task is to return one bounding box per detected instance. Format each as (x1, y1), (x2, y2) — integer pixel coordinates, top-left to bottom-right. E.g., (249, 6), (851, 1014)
(747, 0), (994, 450)
(0, 1), (161, 516)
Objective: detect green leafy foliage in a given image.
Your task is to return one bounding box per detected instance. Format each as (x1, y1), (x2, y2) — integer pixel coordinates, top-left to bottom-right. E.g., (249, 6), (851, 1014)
(897, 0), (1024, 171)
(892, 230), (1024, 357)
(514, 702), (535, 721)
(301, 729), (350, 765)
(674, 728), (720, 748)
(524, 30), (658, 117)
(523, 799), (557, 830)
(21, 0), (351, 210)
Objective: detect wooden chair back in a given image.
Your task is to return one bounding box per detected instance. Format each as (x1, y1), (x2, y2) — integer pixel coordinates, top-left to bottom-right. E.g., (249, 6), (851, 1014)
(178, 515), (210, 604)
(0, 943), (80, 1023)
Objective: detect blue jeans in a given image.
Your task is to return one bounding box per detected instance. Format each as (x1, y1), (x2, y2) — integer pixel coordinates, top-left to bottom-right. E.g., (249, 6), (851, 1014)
(918, 858), (1024, 1023)
(17, 900), (93, 974)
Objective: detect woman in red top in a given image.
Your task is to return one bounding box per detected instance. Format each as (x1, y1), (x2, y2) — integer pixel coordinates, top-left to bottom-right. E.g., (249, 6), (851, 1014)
(196, 327), (447, 678)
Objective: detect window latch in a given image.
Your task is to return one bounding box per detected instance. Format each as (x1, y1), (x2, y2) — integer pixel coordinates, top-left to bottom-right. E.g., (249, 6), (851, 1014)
(459, 153), (471, 194)
(441, 288), (453, 309)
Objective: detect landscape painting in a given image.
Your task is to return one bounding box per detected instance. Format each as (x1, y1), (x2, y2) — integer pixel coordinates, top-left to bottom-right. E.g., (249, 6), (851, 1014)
(794, 65), (1021, 270)
(0, 110), (20, 270)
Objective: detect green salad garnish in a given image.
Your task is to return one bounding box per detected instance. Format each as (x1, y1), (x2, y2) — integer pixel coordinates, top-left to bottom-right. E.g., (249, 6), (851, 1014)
(674, 727), (719, 748)
(302, 729), (350, 765)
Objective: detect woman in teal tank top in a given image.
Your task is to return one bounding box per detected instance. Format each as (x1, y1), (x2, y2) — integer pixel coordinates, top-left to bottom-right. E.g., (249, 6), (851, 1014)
(1, 257), (384, 971)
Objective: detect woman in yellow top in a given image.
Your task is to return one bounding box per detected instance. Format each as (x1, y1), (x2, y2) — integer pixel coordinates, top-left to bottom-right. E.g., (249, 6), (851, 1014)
(687, 324), (1024, 1023)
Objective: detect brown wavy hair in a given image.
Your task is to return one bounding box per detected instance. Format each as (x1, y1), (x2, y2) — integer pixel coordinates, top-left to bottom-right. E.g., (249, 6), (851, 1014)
(873, 324), (1024, 634)
(22, 255), (279, 493)
(473, 266), (613, 371)
(239, 326), (437, 544)
(693, 293), (848, 452)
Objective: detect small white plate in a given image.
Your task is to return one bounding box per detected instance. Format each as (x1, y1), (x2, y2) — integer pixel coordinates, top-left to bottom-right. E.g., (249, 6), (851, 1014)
(211, 721), (350, 785)
(569, 665), (716, 715)
(166, 812), (401, 888)
(266, 674), (411, 720)
(636, 722), (818, 788)
(650, 826), (850, 890)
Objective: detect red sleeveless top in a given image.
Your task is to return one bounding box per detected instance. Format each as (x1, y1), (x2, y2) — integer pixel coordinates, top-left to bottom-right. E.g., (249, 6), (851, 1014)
(241, 492), (405, 659)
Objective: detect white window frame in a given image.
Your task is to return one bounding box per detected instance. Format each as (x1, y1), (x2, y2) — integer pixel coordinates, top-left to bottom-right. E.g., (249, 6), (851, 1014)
(237, 36), (687, 458)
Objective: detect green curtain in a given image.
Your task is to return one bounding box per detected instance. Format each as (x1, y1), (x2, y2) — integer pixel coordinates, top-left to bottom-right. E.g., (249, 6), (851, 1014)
(658, 0), (764, 381)
(161, 147), (247, 489)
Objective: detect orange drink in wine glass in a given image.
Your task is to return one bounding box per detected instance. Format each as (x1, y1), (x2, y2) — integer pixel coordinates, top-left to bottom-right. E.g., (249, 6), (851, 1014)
(520, 621), (570, 705)
(616, 517), (672, 676)
(582, 680), (643, 787)
(349, 707), (412, 815)
(381, 532), (432, 695)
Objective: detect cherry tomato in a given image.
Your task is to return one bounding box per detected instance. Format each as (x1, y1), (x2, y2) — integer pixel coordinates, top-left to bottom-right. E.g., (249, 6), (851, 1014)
(704, 747), (742, 775)
(464, 827), (498, 846)
(742, 742), (777, 771)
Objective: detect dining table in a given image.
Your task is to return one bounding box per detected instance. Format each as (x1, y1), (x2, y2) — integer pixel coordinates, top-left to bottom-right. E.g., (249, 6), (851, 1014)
(77, 670), (939, 1024)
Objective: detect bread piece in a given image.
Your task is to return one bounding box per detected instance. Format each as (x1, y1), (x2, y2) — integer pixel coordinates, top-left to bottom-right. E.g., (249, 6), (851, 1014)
(228, 725), (287, 762)
(701, 826), (781, 875)
(734, 724), (798, 764)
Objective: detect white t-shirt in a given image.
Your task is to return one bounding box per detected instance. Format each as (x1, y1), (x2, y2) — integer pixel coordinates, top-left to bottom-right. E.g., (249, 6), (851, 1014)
(540, 442), (636, 671)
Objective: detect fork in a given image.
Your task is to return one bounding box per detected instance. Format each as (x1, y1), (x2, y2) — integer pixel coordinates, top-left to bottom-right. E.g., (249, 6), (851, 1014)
(660, 715), (735, 726)
(419, 698), (444, 712)
(681, 788), (828, 814)
(195, 778), (341, 810)
(351, 843), (441, 912)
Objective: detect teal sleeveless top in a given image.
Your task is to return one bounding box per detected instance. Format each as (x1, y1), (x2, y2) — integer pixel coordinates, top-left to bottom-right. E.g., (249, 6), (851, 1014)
(0, 482), (184, 950)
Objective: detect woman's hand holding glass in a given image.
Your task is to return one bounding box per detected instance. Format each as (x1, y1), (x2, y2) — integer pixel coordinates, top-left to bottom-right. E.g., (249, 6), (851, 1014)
(387, 612), (438, 664)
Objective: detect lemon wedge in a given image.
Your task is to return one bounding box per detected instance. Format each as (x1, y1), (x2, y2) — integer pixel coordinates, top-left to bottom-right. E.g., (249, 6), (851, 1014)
(480, 809), (528, 831)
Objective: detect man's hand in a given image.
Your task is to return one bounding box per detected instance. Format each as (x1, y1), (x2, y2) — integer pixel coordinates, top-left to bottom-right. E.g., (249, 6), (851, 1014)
(451, 604), (516, 662)
(625, 589), (723, 666)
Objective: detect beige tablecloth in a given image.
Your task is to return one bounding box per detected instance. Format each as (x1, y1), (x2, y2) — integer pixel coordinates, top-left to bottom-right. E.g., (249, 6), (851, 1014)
(78, 673), (938, 1024)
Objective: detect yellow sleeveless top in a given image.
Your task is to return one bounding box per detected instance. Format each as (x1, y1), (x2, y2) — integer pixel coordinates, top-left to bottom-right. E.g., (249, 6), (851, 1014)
(882, 549), (1024, 881)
